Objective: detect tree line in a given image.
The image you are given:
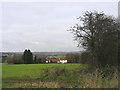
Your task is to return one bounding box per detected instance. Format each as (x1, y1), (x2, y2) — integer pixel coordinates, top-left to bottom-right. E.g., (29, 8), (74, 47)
(66, 53), (81, 63)
(6, 49), (47, 64)
(6, 51), (81, 64)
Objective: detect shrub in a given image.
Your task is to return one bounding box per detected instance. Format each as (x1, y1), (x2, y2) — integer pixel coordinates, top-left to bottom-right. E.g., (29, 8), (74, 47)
(66, 53), (81, 63)
(12, 55), (24, 64)
(41, 66), (118, 88)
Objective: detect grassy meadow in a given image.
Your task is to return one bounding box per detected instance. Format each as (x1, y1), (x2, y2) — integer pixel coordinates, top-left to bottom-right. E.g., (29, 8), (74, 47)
(2, 63), (86, 79)
(2, 63), (118, 88)
(2, 63), (88, 88)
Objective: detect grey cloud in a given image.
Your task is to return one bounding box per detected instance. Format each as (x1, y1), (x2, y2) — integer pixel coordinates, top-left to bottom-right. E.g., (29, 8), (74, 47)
(2, 2), (117, 52)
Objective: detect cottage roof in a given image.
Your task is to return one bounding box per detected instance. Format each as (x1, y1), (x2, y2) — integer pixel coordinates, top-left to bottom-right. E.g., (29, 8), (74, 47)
(59, 57), (67, 60)
(50, 58), (59, 62)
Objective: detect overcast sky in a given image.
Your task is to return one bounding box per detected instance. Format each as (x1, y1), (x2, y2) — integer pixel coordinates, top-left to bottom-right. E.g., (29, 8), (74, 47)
(1, 1), (118, 52)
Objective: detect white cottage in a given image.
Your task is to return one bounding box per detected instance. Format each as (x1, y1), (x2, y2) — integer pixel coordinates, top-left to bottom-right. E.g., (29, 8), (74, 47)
(59, 57), (67, 63)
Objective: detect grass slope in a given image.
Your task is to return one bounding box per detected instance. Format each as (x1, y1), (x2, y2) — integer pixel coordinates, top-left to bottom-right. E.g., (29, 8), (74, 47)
(2, 63), (86, 80)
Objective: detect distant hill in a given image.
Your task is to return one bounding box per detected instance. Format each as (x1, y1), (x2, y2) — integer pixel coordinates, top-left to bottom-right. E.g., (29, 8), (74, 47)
(1, 51), (81, 56)
(33, 51), (81, 56)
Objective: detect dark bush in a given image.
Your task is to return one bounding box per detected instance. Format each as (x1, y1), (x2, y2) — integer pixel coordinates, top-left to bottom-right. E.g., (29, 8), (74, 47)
(66, 53), (81, 63)
(12, 55), (24, 64)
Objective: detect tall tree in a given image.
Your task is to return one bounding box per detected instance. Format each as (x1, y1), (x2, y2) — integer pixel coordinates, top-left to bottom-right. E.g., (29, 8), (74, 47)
(22, 49), (33, 64)
(34, 55), (37, 64)
(22, 49), (28, 64)
(27, 49), (33, 64)
(118, 18), (120, 66)
(69, 11), (118, 67)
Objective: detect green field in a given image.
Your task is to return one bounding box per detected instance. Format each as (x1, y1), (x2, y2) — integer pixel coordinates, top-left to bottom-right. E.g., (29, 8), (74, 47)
(2, 63), (86, 79)
(2, 63), (118, 88)
(2, 63), (88, 88)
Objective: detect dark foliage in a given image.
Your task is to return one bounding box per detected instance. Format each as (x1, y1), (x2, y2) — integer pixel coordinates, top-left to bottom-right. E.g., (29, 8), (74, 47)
(8, 55), (24, 64)
(69, 11), (119, 67)
(66, 53), (81, 63)
(22, 49), (33, 64)
(34, 55), (37, 64)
